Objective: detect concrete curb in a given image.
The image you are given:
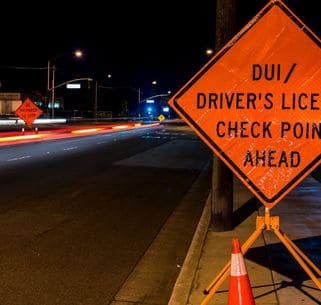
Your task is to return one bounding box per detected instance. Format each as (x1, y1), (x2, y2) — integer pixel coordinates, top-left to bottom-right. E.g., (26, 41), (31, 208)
(168, 192), (211, 305)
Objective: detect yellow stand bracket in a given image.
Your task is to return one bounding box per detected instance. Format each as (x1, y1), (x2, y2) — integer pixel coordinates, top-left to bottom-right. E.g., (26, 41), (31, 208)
(201, 208), (321, 305)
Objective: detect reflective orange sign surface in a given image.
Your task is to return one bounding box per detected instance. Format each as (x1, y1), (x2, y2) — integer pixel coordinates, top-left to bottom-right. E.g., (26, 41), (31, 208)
(15, 98), (43, 128)
(168, 0), (321, 208)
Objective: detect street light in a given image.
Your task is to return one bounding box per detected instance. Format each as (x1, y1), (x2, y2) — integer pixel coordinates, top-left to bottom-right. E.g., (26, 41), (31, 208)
(94, 82), (141, 118)
(47, 49), (83, 117)
(139, 93), (171, 104)
(205, 48), (214, 56)
(138, 81), (171, 118)
(93, 74), (113, 119)
(51, 77), (93, 90)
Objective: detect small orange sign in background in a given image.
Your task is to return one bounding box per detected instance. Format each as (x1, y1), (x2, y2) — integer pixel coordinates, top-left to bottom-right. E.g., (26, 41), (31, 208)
(168, 0), (321, 208)
(15, 98), (43, 128)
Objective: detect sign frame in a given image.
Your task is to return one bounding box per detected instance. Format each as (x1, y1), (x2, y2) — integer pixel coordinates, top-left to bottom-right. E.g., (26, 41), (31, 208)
(168, 0), (321, 208)
(15, 98), (43, 128)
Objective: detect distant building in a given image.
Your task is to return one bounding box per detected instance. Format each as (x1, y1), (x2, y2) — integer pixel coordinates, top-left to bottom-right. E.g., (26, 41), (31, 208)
(0, 92), (22, 115)
(0, 92), (48, 116)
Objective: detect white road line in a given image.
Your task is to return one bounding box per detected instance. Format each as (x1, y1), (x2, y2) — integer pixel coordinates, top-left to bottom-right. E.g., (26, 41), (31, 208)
(63, 146), (78, 151)
(7, 155), (31, 162)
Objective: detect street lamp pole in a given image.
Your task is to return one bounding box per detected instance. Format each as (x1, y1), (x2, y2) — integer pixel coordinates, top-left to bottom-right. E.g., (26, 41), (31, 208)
(94, 80), (98, 119)
(47, 59), (51, 116)
(48, 76), (92, 117)
(139, 93), (170, 104)
(47, 50), (83, 118)
(47, 60), (50, 93)
(51, 65), (56, 118)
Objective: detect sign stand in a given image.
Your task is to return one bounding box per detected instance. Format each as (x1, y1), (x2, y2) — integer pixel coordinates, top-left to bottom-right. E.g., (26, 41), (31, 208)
(201, 208), (321, 305)
(15, 98), (43, 129)
(166, 2), (321, 303)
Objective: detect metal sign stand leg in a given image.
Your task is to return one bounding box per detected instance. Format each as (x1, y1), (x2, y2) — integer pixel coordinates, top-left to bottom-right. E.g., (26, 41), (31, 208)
(201, 208), (321, 305)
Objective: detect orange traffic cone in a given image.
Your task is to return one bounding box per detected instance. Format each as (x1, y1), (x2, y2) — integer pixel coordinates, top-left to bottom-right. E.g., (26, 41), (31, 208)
(227, 237), (256, 305)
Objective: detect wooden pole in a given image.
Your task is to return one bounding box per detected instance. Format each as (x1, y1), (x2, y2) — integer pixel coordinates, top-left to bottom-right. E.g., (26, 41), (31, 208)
(210, 0), (237, 231)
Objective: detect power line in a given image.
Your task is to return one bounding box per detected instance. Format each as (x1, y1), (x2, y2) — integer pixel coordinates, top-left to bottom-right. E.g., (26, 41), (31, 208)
(0, 66), (47, 70)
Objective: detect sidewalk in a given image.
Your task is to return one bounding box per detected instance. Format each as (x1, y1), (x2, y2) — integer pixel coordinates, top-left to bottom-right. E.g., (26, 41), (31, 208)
(169, 175), (321, 305)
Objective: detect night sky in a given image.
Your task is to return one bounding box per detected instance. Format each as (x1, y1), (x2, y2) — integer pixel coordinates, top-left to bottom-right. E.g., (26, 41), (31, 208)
(0, 0), (320, 99)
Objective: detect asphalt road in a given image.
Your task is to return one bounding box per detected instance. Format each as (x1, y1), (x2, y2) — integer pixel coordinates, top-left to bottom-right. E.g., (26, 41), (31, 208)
(0, 123), (212, 305)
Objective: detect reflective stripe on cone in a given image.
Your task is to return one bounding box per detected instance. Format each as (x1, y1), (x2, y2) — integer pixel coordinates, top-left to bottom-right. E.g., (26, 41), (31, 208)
(227, 238), (256, 305)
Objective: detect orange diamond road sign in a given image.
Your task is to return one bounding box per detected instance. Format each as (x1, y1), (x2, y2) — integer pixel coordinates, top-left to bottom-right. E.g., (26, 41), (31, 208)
(168, 0), (321, 208)
(15, 98), (43, 128)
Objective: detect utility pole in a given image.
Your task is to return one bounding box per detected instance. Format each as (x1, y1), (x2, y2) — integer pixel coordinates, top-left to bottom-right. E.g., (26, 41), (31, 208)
(94, 80), (98, 119)
(210, 0), (237, 231)
(51, 65), (56, 118)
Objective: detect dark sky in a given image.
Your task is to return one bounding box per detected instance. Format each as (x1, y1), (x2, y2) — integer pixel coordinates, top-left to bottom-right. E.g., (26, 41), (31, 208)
(0, 0), (320, 96)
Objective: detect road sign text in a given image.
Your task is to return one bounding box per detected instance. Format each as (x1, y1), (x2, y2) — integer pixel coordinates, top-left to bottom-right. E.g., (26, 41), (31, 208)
(168, 0), (321, 206)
